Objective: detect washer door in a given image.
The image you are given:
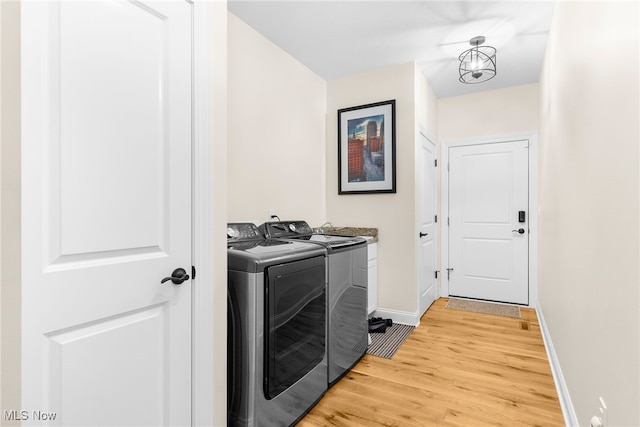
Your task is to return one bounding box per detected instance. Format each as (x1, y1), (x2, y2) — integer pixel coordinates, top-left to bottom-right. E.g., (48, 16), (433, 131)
(264, 255), (326, 399)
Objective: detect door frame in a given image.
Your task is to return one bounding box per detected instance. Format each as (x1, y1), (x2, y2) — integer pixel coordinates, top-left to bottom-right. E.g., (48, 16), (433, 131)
(416, 126), (439, 316)
(192, 1), (218, 424)
(440, 133), (539, 308)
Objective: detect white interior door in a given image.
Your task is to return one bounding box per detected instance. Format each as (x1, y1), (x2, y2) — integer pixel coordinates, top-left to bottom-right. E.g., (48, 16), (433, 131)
(21, 1), (193, 425)
(448, 141), (528, 305)
(418, 133), (437, 316)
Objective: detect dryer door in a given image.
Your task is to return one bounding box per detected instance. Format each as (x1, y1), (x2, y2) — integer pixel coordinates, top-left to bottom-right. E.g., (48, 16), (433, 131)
(264, 255), (326, 399)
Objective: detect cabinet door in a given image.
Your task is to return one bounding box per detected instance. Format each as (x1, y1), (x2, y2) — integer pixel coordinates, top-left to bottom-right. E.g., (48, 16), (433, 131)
(367, 244), (378, 314)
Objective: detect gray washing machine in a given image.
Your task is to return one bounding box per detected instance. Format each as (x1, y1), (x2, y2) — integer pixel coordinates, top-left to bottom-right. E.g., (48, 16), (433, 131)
(227, 223), (328, 427)
(259, 221), (368, 385)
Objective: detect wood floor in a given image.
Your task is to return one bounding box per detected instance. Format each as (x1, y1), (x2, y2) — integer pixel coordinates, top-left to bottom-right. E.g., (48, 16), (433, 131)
(299, 298), (564, 427)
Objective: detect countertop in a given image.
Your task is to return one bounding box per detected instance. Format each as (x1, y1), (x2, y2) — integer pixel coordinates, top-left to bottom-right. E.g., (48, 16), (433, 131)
(320, 226), (378, 244)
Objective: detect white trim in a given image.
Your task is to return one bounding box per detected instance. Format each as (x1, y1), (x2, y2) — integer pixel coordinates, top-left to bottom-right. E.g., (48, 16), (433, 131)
(373, 307), (420, 327)
(192, 1), (215, 425)
(537, 302), (579, 427)
(528, 135), (539, 309)
(0, 2), (3, 415)
(440, 132), (539, 307)
(419, 125), (437, 146)
(440, 140), (450, 298)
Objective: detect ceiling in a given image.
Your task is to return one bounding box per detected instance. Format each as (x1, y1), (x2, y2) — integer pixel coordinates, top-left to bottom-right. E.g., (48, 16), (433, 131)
(228, 1), (556, 98)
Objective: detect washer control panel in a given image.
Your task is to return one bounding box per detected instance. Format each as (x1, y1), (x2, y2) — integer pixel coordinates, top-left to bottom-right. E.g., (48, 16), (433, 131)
(259, 221), (312, 238)
(227, 223), (262, 241)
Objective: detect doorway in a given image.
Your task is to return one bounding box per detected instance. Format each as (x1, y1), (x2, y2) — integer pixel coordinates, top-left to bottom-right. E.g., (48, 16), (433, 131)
(418, 131), (437, 316)
(442, 136), (538, 306)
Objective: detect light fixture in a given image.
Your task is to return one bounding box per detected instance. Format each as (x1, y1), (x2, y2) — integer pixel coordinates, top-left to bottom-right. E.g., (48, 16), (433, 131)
(458, 36), (496, 84)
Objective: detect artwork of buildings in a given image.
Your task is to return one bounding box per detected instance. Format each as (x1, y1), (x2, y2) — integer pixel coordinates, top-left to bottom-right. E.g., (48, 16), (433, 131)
(347, 115), (385, 183)
(348, 139), (364, 181)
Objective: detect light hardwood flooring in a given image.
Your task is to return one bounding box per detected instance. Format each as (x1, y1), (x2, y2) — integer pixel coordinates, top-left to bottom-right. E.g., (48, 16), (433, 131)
(299, 298), (564, 427)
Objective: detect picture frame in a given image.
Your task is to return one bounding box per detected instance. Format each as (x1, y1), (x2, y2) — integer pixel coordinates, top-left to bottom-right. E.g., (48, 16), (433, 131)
(338, 99), (396, 194)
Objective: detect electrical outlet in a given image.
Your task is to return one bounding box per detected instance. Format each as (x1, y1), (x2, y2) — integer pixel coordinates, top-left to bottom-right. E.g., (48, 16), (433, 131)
(268, 208), (276, 221)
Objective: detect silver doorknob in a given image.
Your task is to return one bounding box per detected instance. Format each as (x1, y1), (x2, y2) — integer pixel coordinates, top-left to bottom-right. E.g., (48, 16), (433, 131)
(512, 228), (525, 234)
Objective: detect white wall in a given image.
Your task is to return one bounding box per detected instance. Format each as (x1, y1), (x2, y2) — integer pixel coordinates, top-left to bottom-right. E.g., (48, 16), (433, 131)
(209, 2), (228, 425)
(415, 66), (438, 135)
(538, 2), (639, 425)
(228, 31), (440, 321)
(227, 13), (327, 225)
(327, 62), (420, 316)
(1, 0), (22, 420)
(438, 83), (539, 141)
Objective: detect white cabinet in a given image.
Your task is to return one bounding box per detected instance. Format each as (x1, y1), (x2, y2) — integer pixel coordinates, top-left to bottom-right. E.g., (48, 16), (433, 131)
(367, 243), (378, 315)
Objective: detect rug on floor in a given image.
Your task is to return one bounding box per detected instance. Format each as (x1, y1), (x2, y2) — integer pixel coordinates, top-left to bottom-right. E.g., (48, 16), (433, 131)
(366, 324), (415, 359)
(445, 298), (521, 318)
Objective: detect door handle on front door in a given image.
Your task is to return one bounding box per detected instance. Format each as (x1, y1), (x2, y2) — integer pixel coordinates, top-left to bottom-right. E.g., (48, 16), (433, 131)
(512, 228), (525, 234)
(419, 232), (428, 238)
(161, 268), (190, 285)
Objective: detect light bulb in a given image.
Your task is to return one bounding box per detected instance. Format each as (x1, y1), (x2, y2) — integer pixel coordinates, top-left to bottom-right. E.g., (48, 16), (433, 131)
(470, 46), (484, 70)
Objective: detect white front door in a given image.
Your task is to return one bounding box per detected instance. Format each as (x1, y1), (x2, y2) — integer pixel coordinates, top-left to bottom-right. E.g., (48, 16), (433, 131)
(418, 133), (437, 316)
(448, 141), (529, 305)
(21, 1), (193, 425)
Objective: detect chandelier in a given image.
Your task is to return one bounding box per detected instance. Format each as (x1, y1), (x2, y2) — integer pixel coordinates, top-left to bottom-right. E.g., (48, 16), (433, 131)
(458, 36), (496, 84)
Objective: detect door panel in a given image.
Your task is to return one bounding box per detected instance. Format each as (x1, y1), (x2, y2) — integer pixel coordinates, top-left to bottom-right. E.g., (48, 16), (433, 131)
(48, 1), (173, 266)
(46, 305), (168, 426)
(462, 238), (512, 280)
(462, 152), (512, 224)
(57, 0), (169, 257)
(22, 1), (193, 425)
(418, 134), (436, 316)
(449, 141), (528, 305)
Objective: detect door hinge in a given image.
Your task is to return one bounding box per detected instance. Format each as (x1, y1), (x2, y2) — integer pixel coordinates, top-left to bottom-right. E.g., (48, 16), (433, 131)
(435, 270), (439, 279)
(447, 162), (450, 171)
(435, 215), (438, 223)
(434, 159), (438, 167)
(192, 266), (196, 280)
(447, 217), (450, 226)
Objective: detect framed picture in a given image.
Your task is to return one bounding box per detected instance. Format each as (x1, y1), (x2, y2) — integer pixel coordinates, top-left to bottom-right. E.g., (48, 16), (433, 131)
(338, 99), (396, 194)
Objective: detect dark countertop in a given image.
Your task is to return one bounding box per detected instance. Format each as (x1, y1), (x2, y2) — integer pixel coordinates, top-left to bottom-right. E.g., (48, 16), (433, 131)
(321, 226), (378, 243)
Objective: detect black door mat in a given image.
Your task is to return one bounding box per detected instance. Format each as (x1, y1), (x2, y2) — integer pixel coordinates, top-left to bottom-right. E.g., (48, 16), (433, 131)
(366, 324), (415, 359)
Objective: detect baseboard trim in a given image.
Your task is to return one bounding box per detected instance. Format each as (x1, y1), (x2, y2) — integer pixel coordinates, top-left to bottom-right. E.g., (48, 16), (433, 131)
(536, 301), (579, 427)
(372, 307), (420, 327)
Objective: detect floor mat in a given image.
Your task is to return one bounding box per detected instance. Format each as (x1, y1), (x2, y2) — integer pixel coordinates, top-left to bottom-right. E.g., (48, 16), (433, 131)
(366, 324), (415, 359)
(446, 298), (521, 318)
